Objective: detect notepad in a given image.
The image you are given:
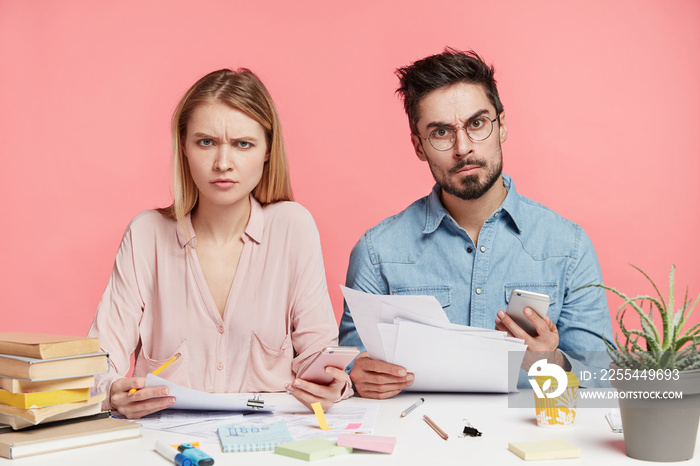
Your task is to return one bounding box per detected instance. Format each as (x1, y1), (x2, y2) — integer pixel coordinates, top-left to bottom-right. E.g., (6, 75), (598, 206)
(218, 420), (293, 452)
(274, 438), (352, 461)
(508, 439), (580, 460)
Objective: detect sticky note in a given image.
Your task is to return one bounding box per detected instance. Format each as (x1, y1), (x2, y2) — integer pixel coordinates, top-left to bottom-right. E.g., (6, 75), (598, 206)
(508, 439), (580, 460)
(311, 402), (331, 430)
(275, 438), (352, 461)
(337, 434), (396, 454)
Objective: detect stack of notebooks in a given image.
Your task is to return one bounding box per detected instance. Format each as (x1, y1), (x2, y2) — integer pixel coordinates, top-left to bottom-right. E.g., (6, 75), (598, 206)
(0, 332), (141, 459)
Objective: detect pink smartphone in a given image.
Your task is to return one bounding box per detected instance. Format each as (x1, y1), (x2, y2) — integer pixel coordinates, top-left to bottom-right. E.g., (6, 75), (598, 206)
(297, 346), (360, 385)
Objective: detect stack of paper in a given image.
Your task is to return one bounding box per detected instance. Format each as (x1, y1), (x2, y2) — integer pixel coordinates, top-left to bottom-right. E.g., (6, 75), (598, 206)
(342, 286), (527, 393)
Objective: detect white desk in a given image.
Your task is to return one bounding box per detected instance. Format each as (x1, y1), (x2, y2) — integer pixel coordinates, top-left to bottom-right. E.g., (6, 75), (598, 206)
(2, 392), (698, 464)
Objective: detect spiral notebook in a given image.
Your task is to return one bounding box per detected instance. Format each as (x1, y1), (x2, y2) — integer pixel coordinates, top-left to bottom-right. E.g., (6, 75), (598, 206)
(218, 420), (293, 452)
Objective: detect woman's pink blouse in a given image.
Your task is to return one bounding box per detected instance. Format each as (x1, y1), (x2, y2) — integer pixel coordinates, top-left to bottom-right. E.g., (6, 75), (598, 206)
(88, 197), (339, 406)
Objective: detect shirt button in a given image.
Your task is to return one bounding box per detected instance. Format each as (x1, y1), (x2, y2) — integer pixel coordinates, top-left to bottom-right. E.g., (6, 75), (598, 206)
(218, 326), (224, 334)
(495, 212), (499, 217)
(467, 247), (473, 253)
(217, 363), (224, 371)
(480, 246), (486, 252)
(476, 288), (482, 295)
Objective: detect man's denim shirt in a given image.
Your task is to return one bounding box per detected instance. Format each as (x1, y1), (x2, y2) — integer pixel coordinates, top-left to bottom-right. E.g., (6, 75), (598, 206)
(339, 174), (614, 388)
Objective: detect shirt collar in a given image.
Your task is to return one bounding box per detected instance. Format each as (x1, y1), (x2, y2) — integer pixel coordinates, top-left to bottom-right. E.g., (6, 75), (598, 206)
(175, 194), (264, 248)
(499, 173), (523, 233)
(176, 214), (196, 249)
(424, 173), (523, 234)
(244, 195), (264, 244)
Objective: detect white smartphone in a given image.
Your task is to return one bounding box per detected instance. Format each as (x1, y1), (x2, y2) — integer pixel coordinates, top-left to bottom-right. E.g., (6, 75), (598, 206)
(505, 289), (551, 336)
(297, 346), (360, 385)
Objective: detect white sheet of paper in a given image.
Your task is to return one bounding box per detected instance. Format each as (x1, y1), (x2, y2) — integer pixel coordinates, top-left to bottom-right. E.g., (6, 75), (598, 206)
(392, 320), (526, 393)
(379, 302), (450, 328)
(136, 409), (246, 441)
(377, 323), (399, 363)
(145, 374), (272, 412)
(234, 402), (379, 441)
(135, 400), (379, 442)
(341, 285), (448, 360)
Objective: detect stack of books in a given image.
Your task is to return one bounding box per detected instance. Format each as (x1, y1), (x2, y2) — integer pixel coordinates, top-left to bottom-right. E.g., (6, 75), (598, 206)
(0, 332), (141, 459)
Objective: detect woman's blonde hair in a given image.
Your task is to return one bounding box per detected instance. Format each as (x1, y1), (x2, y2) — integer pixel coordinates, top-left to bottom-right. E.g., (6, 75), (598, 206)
(158, 69), (293, 233)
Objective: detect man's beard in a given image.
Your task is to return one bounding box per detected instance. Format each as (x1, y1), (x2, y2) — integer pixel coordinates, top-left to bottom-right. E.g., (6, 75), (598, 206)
(435, 155), (503, 201)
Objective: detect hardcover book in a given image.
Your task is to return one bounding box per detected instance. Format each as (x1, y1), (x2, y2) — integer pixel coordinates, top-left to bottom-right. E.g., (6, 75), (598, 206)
(0, 333), (101, 360)
(0, 375), (95, 394)
(0, 399), (104, 430)
(0, 353), (109, 381)
(0, 393), (105, 425)
(0, 387), (92, 409)
(0, 410), (110, 434)
(0, 417), (141, 459)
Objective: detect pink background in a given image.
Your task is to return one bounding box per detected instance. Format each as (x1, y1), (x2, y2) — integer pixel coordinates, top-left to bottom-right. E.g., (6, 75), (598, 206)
(1, 1), (699, 342)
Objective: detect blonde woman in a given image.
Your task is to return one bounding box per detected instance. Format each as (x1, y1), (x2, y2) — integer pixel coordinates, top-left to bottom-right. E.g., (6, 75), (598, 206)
(88, 69), (349, 419)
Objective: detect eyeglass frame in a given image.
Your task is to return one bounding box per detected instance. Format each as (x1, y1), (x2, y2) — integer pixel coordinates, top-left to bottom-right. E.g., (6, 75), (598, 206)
(415, 114), (501, 151)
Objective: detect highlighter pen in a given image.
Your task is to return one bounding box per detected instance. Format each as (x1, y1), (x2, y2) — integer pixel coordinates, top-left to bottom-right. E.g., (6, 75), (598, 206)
(129, 352), (182, 395)
(155, 440), (192, 466)
(178, 443), (215, 466)
(400, 397), (425, 417)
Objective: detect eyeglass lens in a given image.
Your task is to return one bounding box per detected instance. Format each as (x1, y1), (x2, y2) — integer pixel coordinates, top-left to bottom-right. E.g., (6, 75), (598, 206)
(428, 116), (495, 151)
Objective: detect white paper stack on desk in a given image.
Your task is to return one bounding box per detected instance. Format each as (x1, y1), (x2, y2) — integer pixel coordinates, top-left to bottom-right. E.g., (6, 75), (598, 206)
(341, 286), (527, 393)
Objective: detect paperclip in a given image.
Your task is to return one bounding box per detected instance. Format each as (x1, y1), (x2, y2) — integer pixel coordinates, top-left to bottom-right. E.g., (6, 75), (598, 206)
(247, 393), (264, 409)
(459, 419), (482, 437)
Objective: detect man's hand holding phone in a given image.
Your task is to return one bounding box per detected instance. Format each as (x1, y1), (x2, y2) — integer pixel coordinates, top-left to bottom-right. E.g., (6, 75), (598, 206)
(495, 289), (569, 370)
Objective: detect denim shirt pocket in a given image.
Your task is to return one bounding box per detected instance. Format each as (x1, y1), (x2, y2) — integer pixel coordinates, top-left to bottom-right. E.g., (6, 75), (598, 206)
(504, 283), (559, 311)
(391, 285), (452, 308)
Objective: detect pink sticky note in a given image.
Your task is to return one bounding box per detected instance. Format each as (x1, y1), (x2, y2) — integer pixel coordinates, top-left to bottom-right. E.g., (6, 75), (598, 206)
(336, 433), (396, 454)
(346, 423), (362, 430)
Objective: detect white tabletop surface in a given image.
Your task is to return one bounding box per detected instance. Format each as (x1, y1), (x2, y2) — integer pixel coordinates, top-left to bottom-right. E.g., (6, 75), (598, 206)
(2, 391), (697, 465)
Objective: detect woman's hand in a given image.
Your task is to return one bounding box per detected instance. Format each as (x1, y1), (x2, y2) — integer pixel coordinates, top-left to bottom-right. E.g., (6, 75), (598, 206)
(286, 367), (350, 411)
(109, 377), (176, 419)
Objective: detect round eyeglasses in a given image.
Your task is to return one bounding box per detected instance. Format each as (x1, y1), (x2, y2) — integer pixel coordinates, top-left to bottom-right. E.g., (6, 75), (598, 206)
(417, 115), (499, 151)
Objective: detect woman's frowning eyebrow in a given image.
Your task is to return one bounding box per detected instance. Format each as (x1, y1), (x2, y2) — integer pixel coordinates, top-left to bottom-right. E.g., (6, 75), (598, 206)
(191, 131), (260, 142)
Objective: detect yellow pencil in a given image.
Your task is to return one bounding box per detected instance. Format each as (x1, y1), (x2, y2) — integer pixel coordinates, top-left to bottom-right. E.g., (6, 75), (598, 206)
(128, 352), (181, 395)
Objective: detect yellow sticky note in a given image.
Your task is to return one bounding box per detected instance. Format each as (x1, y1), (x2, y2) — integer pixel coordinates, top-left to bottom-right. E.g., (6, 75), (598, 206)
(311, 402), (331, 430)
(508, 439), (580, 460)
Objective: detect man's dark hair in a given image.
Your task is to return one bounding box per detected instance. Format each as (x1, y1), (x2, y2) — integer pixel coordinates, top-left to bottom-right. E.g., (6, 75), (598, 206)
(396, 47), (504, 134)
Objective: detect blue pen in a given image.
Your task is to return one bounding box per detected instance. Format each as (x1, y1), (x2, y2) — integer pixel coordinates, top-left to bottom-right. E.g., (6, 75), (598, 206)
(178, 443), (215, 466)
(155, 441), (192, 466)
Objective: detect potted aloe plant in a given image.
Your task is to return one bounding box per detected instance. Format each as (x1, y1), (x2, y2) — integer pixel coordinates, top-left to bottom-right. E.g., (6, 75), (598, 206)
(581, 265), (700, 462)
